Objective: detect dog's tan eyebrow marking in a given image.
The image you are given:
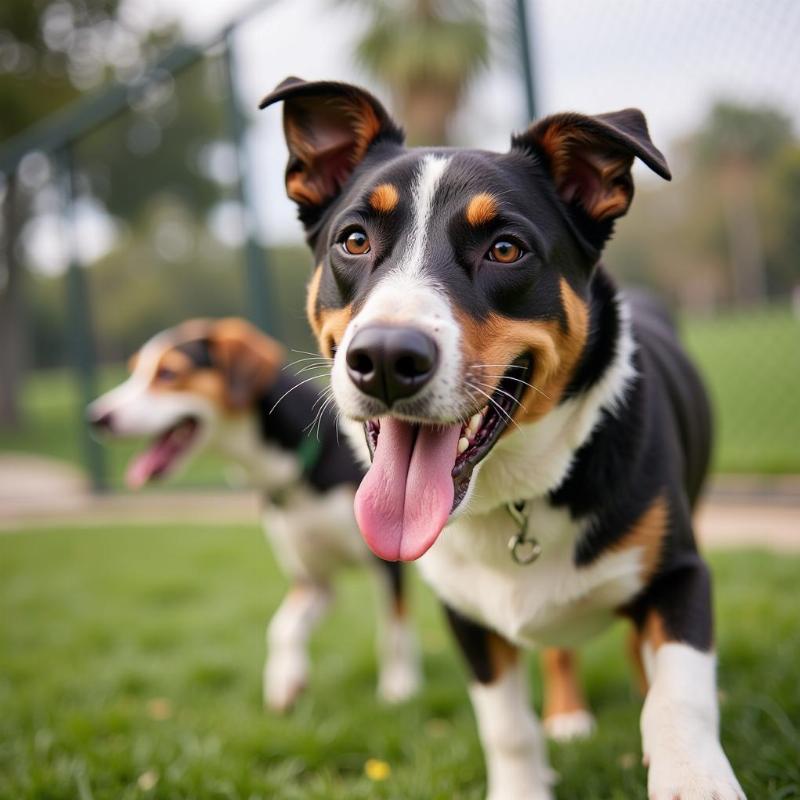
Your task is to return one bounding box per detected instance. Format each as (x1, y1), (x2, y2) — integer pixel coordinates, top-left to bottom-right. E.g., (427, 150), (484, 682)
(369, 183), (400, 214)
(466, 192), (498, 227)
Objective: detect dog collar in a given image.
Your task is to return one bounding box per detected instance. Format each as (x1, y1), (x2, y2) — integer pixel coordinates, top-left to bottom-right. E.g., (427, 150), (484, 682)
(296, 435), (323, 475)
(265, 436), (323, 508)
(506, 500), (542, 565)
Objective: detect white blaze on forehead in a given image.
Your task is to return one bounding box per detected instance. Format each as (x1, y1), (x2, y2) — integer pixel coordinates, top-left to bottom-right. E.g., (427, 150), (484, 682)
(399, 154), (450, 278)
(330, 154), (463, 421)
(135, 330), (175, 381)
(133, 320), (212, 382)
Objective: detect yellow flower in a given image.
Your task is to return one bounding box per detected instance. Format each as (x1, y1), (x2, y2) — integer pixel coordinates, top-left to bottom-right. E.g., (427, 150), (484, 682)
(137, 770), (159, 791)
(364, 758), (391, 781)
(146, 698), (173, 720)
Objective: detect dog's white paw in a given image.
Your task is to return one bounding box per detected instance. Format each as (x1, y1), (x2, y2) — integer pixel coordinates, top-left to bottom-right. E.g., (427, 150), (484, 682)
(543, 709), (596, 742)
(263, 651), (307, 713)
(377, 659), (420, 703)
(647, 747), (746, 800)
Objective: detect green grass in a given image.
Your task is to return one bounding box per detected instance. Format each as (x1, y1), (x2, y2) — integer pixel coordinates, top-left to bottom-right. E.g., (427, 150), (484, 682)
(682, 306), (800, 474)
(1, 305), (798, 478)
(1, 523), (798, 799)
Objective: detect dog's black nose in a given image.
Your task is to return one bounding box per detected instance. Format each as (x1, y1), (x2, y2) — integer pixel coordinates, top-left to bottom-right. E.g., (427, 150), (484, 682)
(87, 409), (114, 432)
(346, 325), (438, 406)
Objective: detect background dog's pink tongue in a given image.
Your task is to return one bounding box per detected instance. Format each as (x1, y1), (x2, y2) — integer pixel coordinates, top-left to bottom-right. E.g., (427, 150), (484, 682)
(125, 436), (176, 489)
(354, 418), (461, 561)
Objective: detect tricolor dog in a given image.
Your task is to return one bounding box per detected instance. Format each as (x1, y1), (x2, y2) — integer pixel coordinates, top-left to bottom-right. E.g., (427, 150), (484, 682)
(87, 318), (420, 712)
(260, 77), (745, 799)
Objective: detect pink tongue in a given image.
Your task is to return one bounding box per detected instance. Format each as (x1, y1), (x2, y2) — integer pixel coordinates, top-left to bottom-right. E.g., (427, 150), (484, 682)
(354, 418), (461, 561)
(125, 436), (179, 489)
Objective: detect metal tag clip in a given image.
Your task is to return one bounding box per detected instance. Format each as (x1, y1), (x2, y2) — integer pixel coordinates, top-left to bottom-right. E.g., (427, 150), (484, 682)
(506, 500), (542, 565)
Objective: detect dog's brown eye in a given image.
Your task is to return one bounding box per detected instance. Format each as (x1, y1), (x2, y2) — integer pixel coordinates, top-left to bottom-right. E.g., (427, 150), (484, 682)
(343, 229), (370, 255)
(155, 366), (177, 382)
(488, 240), (522, 263)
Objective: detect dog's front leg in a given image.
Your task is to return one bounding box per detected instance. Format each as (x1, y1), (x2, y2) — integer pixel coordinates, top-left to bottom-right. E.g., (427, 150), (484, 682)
(444, 605), (554, 800)
(634, 559), (745, 800)
(263, 582), (332, 713)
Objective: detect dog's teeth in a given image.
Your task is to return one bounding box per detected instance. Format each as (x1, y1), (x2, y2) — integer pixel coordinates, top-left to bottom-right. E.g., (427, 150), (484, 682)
(468, 413), (482, 435)
(458, 437), (469, 454)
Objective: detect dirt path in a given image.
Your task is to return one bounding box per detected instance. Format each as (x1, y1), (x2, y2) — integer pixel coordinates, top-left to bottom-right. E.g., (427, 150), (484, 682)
(0, 453), (797, 550)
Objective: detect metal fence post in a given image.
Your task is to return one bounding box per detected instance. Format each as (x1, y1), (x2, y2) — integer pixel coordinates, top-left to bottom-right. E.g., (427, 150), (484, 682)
(57, 145), (106, 492)
(223, 25), (280, 337)
(515, 0), (538, 122)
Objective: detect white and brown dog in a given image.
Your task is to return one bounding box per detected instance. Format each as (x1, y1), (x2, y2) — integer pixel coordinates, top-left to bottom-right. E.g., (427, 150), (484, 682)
(261, 77), (745, 800)
(87, 317), (420, 711)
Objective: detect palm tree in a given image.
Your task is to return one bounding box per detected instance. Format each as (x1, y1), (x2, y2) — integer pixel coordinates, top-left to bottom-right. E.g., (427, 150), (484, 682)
(342, 0), (490, 146)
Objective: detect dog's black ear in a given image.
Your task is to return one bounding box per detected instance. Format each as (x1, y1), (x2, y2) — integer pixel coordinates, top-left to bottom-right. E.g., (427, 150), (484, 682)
(513, 109), (670, 245)
(259, 77), (403, 219)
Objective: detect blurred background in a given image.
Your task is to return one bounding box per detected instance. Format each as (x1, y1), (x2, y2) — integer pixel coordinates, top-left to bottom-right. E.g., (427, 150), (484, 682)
(1, 4), (799, 798)
(0, 0), (798, 500)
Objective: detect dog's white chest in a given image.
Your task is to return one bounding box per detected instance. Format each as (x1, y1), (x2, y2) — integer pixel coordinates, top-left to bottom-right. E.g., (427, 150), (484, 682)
(418, 500), (645, 648)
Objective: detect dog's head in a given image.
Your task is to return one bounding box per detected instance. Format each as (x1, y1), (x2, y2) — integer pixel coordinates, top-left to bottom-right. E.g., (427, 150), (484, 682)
(87, 318), (284, 487)
(261, 77), (670, 561)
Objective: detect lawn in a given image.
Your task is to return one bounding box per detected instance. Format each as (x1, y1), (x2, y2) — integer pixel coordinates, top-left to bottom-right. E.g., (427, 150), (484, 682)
(681, 306), (800, 475)
(1, 523), (798, 799)
(1, 305), (798, 483)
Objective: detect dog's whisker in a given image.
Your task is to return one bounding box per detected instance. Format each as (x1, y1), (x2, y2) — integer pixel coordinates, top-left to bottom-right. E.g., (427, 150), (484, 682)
(304, 387), (335, 433)
(303, 394), (327, 432)
(466, 382), (521, 432)
(315, 394), (338, 441)
(270, 374), (331, 415)
(295, 362), (333, 377)
(476, 381), (524, 409)
(482, 374), (550, 399)
(311, 386), (334, 414)
(283, 357), (333, 372)
(282, 353), (333, 371)
(290, 348), (332, 358)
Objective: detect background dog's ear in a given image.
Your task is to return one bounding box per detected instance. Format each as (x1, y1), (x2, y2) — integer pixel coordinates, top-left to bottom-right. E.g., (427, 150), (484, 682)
(513, 109), (671, 245)
(210, 319), (285, 411)
(259, 77), (404, 219)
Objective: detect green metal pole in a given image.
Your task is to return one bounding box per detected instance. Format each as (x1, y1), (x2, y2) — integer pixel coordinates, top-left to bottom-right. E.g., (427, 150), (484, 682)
(223, 26), (280, 337)
(57, 145), (107, 492)
(515, 0), (537, 122)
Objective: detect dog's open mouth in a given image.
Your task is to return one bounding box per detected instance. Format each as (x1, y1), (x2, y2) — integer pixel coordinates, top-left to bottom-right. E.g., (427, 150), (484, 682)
(125, 417), (200, 489)
(355, 354), (532, 562)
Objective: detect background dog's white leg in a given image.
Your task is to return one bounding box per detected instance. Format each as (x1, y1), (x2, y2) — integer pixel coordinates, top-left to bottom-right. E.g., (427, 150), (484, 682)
(374, 564), (421, 703)
(641, 640), (745, 799)
(263, 583), (332, 713)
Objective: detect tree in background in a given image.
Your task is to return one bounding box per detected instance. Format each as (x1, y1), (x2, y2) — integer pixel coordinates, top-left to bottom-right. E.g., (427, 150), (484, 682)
(686, 102), (794, 306)
(342, 0), (489, 145)
(0, 0), (177, 140)
(609, 100), (799, 312)
(0, 0), (177, 427)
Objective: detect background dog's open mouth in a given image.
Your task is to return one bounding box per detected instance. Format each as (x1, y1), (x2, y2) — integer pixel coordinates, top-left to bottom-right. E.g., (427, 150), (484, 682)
(355, 355), (533, 562)
(126, 417), (199, 489)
